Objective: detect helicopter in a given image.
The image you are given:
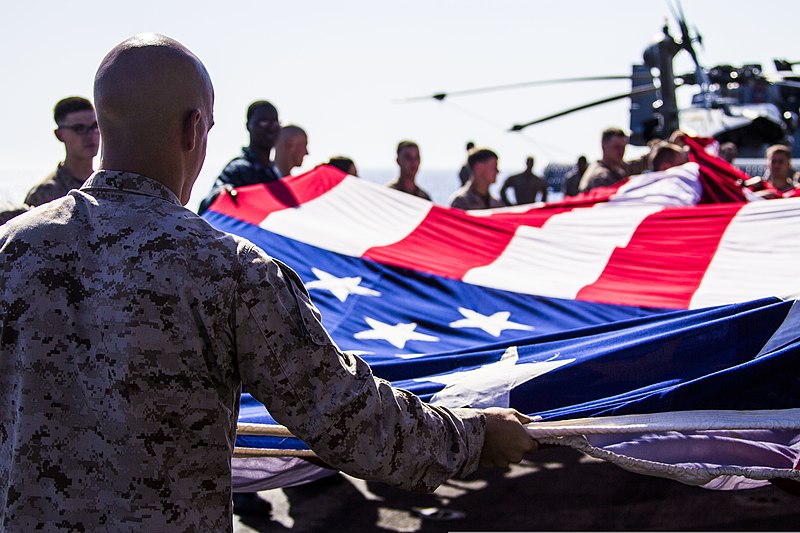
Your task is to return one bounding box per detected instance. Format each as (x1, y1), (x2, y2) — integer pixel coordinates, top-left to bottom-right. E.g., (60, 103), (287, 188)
(624, 9), (800, 158)
(405, 2), (800, 159)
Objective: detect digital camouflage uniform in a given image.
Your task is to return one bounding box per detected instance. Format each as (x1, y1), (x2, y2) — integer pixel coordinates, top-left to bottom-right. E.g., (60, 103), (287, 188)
(24, 163), (86, 207)
(0, 171), (484, 532)
(578, 160), (628, 193)
(448, 183), (504, 210)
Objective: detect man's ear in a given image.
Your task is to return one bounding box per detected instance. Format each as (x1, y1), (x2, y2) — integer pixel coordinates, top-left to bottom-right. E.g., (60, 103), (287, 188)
(183, 109), (201, 151)
(54, 129), (64, 143)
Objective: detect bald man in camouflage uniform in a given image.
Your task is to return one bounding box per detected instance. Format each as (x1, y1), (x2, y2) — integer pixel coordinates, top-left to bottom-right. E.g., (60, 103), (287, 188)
(0, 35), (535, 531)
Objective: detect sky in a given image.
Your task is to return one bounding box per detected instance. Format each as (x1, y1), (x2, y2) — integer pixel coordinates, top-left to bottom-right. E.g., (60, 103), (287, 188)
(0, 0), (797, 207)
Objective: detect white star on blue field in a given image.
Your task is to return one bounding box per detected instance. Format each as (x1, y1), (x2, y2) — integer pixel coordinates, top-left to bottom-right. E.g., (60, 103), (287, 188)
(305, 267), (381, 302)
(206, 224), (664, 357)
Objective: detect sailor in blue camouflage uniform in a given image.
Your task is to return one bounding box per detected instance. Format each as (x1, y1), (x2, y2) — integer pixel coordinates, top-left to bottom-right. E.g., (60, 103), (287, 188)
(0, 34), (535, 532)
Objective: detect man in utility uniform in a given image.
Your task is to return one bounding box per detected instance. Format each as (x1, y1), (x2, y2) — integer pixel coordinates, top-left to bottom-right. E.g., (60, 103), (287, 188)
(0, 34), (535, 531)
(579, 127), (631, 193)
(25, 96), (100, 206)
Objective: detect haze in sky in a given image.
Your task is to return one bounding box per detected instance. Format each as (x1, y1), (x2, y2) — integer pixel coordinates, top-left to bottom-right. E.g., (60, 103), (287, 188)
(0, 0), (796, 207)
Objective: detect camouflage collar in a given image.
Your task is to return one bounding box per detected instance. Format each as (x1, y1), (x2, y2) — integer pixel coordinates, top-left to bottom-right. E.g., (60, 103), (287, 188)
(82, 170), (182, 205)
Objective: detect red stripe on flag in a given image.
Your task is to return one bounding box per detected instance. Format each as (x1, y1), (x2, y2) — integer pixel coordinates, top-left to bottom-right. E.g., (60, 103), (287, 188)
(363, 206), (570, 279)
(207, 165), (347, 223)
(684, 137), (749, 204)
(576, 203), (744, 308)
(480, 206), (578, 227)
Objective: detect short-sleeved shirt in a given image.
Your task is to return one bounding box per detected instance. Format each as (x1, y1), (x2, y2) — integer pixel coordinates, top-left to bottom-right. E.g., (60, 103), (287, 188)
(24, 163), (86, 207)
(198, 147), (282, 213)
(500, 172), (547, 205)
(0, 170), (484, 531)
(449, 183), (504, 210)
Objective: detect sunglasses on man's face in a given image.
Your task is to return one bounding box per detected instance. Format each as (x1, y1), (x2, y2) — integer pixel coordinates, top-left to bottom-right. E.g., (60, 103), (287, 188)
(59, 122), (99, 135)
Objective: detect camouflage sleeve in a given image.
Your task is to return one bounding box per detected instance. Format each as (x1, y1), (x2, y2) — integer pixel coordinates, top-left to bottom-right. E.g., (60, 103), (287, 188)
(233, 243), (485, 492)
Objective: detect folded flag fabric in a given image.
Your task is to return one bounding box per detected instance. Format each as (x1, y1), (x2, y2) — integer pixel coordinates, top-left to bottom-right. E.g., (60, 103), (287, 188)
(204, 159), (800, 491)
(527, 409), (800, 490)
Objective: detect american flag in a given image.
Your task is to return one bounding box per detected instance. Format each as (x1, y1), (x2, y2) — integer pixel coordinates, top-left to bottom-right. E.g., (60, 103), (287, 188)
(204, 144), (800, 492)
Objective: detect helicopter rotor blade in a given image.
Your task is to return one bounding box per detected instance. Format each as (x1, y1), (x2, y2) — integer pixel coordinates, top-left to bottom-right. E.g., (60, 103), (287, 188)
(672, 0), (700, 66)
(398, 75), (631, 103)
(693, 25), (704, 51)
(772, 80), (800, 90)
(773, 59), (800, 72)
(510, 86), (658, 132)
(666, 0), (681, 28)
(764, 71), (800, 81)
(669, 0), (711, 103)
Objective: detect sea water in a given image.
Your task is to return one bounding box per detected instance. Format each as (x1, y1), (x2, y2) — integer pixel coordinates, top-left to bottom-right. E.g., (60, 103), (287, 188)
(356, 167), (563, 206)
(0, 165), (562, 213)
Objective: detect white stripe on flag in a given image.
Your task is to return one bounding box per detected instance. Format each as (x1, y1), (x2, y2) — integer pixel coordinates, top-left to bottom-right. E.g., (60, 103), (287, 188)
(463, 204), (662, 298)
(691, 198), (800, 308)
(260, 176), (432, 257)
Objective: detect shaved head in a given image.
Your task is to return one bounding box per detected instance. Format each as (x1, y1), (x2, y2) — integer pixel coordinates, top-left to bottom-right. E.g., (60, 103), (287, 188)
(94, 33), (214, 203)
(275, 124), (309, 176)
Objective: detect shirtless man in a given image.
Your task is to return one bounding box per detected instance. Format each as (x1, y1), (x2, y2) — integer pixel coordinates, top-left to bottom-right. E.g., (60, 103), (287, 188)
(500, 156), (548, 205)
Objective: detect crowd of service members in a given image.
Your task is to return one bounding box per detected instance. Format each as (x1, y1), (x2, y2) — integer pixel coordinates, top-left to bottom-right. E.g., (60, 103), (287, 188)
(4, 97), (798, 227)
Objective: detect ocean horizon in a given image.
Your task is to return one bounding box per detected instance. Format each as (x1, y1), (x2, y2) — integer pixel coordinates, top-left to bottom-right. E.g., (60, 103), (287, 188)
(1, 164), (563, 214)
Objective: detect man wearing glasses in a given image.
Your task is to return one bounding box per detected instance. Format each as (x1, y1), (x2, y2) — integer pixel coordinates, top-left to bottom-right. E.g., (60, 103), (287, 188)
(197, 100), (282, 214)
(25, 97), (100, 206)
